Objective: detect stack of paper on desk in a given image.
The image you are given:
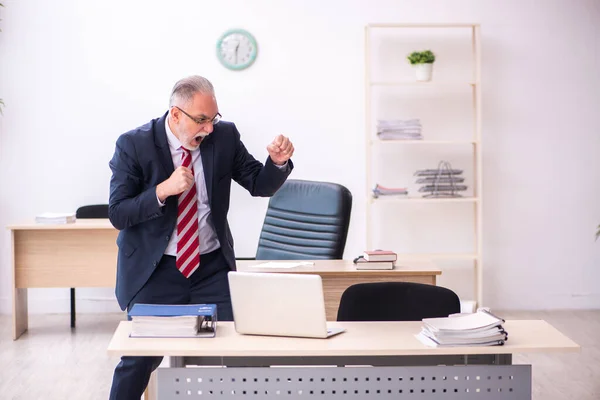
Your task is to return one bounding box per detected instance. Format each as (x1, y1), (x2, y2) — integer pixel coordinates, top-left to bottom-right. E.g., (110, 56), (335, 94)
(35, 212), (76, 224)
(417, 310), (507, 347)
(128, 303), (217, 338)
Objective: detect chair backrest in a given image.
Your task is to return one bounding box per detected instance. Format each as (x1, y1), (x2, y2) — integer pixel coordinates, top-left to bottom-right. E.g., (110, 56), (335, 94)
(336, 282), (461, 321)
(256, 179), (352, 260)
(76, 204), (109, 219)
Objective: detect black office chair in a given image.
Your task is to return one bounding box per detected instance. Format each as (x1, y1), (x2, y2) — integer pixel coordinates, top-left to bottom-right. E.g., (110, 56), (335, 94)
(336, 282), (460, 321)
(76, 204), (109, 219)
(253, 179), (352, 260)
(70, 204), (109, 328)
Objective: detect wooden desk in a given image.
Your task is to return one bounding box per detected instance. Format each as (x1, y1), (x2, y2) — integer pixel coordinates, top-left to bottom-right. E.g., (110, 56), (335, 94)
(108, 320), (579, 399)
(236, 259), (440, 321)
(8, 220), (440, 340)
(9, 219), (117, 340)
(108, 320), (578, 357)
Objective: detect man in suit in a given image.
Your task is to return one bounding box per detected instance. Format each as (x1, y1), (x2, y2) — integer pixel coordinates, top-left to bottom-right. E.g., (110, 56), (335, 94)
(107, 75), (294, 399)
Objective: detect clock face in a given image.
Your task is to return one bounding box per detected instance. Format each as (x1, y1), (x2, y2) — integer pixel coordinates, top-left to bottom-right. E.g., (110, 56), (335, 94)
(216, 29), (258, 70)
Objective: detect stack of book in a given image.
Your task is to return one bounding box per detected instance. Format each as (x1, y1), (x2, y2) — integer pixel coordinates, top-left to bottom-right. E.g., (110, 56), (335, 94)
(417, 310), (507, 347)
(128, 303), (217, 338)
(35, 212), (76, 224)
(376, 119), (423, 140)
(355, 250), (397, 270)
(372, 184), (408, 198)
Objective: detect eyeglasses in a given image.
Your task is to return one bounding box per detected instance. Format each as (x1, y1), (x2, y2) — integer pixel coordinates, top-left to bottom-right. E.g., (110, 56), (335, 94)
(175, 106), (222, 125)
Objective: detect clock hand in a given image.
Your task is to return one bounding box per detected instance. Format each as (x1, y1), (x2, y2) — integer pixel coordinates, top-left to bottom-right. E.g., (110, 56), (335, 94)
(234, 42), (240, 64)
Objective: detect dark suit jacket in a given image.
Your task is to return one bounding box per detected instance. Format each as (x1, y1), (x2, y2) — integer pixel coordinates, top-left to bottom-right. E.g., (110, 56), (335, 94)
(108, 112), (293, 310)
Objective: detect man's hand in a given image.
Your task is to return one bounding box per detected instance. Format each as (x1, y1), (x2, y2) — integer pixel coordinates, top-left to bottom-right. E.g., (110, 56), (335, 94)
(267, 134), (294, 166)
(156, 166), (194, 202)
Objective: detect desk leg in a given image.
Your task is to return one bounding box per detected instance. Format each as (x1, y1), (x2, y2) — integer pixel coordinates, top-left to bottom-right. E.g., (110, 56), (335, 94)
(13, 288), (28, 340)
(12, 231), (28, 340)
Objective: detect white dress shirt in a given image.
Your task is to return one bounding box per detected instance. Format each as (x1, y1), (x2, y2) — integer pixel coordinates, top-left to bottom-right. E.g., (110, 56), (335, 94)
(159, 117), (220, 256)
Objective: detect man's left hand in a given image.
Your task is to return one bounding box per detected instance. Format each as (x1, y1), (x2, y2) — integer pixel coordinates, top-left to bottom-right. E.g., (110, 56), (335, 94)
(267, 134), (294, 166)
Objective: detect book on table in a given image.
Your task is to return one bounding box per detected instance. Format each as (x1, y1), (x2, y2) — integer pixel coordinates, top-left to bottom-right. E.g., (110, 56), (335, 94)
(353, 250), (397, 270)
(128, 303), (217, 338)
(416, 309), (507, 347)
(363, 250), (397, 262)
(354, 258), (394, 270)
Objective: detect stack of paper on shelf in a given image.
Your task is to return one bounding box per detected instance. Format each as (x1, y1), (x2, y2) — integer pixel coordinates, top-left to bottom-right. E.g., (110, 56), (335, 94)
(376, 119), (423, 140)
(417, 310), (507, 347)
(355, 250), (397, 270)
(372, 184), (408, 198)
(35, 212), (76, 224)
(128, 303), (217, 338)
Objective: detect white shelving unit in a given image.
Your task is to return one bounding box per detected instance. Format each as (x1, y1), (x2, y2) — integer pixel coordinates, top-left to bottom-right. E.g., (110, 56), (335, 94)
(365, 23), (483, 306)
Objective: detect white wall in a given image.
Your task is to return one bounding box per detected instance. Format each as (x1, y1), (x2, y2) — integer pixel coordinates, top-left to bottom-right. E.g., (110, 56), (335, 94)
(0, 0), (599, 314)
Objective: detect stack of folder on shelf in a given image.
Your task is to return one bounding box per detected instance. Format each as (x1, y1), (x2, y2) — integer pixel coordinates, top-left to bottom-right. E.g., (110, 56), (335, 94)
(372, 183), (408, 198)
(35, 212), (76, 224)
(128, 303), (217, 338)
(376, 118), (423, 140)
(355, 250), (397, 270)
(417, 309), (507, 347)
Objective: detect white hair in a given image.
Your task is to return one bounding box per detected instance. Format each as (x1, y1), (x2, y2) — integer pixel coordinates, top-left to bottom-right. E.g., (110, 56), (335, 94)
(169, 75), (215, 107)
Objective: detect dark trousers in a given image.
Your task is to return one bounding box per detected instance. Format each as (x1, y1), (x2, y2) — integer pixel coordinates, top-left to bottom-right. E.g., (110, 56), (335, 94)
(109, 248), (233, 400)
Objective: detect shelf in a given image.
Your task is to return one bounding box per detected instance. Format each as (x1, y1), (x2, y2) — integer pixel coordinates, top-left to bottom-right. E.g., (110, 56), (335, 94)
(367, 23), (480, 29)
(365, 23), (483, 307)
(370, 81), (478, 87)
(396, 253), (479, 260)
(370, 196), (479, 204)
(370, 140), (478, 145)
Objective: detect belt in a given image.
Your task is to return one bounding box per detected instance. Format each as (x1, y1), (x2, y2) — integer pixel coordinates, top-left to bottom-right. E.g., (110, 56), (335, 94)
(163, 247), (221, 259)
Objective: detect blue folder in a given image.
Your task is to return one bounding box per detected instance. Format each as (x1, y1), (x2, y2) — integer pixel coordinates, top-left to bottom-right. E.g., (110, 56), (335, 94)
(128, 303), (217, 338)
(129, 303), (217, 318)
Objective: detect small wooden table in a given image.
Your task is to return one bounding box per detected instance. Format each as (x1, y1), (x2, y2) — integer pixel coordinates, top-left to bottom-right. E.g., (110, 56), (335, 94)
(8, 220), (441, 339)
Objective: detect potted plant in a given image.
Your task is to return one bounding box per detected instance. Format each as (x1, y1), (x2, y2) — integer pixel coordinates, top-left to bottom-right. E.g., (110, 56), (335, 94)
(407, 50), (436, 82)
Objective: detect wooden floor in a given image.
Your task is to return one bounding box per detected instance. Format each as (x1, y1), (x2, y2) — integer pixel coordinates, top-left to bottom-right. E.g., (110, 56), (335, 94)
(0, 310), (598, 399)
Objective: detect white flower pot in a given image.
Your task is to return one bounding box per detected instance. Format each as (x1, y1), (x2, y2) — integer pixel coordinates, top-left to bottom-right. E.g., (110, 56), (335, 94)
(414, 63), (433, 82)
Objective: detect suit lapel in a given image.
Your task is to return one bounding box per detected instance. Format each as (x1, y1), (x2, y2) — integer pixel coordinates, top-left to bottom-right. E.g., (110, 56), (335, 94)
(154, 112), (175, 177)
(200, 136), (214, 205)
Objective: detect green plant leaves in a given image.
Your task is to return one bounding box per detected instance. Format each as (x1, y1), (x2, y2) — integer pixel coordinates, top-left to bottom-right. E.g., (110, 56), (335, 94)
(407, 50), (436, 65)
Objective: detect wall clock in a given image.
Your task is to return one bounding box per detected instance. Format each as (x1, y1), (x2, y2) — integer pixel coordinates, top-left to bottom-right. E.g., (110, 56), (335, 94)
(216, 29), (258, 71)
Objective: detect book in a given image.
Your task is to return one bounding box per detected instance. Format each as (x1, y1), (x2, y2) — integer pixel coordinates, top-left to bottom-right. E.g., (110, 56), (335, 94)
(372, 184), (409, 198)
(363, 250), (397, 262)
(355, 258), (394, 270)
(416, 310), (507, 347)
(128, 303), (217, 338)
(35, 212), (76, 224)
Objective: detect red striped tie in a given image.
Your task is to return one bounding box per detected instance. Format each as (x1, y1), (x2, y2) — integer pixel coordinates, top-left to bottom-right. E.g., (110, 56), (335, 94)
(176, 148), (200, 277)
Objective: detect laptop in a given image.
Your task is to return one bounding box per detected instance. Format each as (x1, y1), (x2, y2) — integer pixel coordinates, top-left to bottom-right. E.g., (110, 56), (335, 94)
(228, 271), (345, 339)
